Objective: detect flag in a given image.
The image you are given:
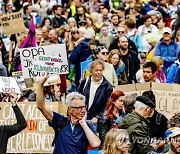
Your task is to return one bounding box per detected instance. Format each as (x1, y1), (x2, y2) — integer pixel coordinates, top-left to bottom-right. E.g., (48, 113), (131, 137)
(20, 18), (36, 48)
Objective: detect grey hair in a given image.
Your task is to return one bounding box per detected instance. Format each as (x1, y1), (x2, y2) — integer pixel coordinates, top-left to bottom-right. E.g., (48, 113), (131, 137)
(134, 101), (148, 111)
(124, 93), (138, 113)
(89, 59), (104, 73)
(66, 92), (86, 107)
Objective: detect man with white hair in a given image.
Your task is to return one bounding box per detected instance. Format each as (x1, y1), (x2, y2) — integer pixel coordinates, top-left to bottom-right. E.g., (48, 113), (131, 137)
(119, 96), (155, 154)
(36, 73), (101, 154)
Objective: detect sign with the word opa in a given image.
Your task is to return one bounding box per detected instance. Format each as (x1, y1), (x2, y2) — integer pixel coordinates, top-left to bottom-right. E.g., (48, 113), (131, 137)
(0, 77), (21, 94)
(33, 55), (62, 74)
(19, 44), (69, 79)
(0, 12), (25, 35)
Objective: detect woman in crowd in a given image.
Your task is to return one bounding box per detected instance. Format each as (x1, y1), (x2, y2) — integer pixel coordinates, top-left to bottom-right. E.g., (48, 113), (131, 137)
(41, 16), (52, 28)
(68, 27), (81, 53)
(151, 56), (166, 83)
(99, 90), (125, 147)
(94, 45), (118, 86)
(101, 128), (130, 154)
(108, 49), (128, 85)
(67, 17), (77, 28)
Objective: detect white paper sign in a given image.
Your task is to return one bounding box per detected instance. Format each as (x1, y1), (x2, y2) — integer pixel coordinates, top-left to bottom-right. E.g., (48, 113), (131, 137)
(19, 44), (69, 78)
(0, 77), (21, 94)
(33, 55), (62, 74)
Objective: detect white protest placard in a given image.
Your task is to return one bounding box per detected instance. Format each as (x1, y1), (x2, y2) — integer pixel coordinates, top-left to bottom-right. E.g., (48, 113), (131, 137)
(33, 55), (62, 74)
(0, 77), (21, 94)
(0, 12), (25, 35)
(19, 44), (69, 78)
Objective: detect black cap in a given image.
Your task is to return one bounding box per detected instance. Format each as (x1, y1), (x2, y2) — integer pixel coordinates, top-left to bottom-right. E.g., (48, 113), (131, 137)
(136, 96), (156, 108)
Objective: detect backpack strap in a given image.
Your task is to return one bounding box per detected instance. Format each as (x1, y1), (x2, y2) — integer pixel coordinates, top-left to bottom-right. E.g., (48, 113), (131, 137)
(52, 116), (69, 146)
(156, 112), (162, 125)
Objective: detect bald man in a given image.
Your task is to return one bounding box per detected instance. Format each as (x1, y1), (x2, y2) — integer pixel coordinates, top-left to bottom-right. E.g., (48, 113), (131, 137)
(118, 36), (140, 83)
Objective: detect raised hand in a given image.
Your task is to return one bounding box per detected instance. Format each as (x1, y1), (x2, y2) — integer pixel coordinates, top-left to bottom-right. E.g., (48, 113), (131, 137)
(38, 72), (49, 84)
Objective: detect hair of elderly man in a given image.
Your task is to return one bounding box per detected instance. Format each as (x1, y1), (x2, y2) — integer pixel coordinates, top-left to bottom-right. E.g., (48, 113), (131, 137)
(124, 93), (138, 113)
(89, 59), (105, 73)
(66, 92), (86, 107)
(134, 101), (148, 111)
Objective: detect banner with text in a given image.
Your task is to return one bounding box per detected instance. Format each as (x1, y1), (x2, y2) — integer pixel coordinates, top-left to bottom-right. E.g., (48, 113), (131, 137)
(115, 83), (180, 119)
(0, 12), (25, 35)
(0, 76), (21, 94)
(19, 44), (69, 78)
(0, 102), (67, 153)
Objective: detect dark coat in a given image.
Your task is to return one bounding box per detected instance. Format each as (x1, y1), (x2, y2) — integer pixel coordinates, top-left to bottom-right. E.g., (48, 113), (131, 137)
(119, 112), (154, 154)
(0, 105), (27, 154)
(69, 39), (92, 87)
(122, 50), (140, 83)
(77, 76), (113, 120)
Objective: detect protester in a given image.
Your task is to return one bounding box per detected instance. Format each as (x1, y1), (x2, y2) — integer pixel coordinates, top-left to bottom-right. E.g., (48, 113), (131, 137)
(99, 90), (125, 147)
(119, 96), (155, 154)
(139, 61), (160, 83)
(36, 73), (101, 154)
(0, 92), (27, 153)
(101, 128), (130, 154)
(108, 49), (128, 85)
(78, 60), (113, 123)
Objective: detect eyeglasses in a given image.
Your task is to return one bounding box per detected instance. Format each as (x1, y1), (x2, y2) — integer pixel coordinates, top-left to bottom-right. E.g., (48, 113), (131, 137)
(71, 106), (86, 111)
(118, 31), (125, 34)
(72, 31), (79, 35)
(100, 51), (108, 55)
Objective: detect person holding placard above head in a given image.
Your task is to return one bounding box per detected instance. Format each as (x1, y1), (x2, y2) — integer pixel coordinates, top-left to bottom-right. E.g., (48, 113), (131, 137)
(36, 73), (101, 154)
(0, 92), (27, 153)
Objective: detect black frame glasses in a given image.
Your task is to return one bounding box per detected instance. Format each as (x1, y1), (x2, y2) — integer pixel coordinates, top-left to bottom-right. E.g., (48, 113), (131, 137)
(70, 106), (86, 111)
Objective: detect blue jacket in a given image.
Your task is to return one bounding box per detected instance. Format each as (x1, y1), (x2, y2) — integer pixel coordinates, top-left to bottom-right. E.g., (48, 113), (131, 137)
(127, 32), (143, 53)
(77, 76), (113, 120)
(174, 65), (180, 83)
(166, 62), (179, 83)
(155, 39), (180, 73)
(69, 39), (92, 87)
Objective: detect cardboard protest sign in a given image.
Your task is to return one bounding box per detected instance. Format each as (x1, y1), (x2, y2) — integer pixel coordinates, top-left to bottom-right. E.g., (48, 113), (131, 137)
(115, 83), (180, 119)
(0, 77), (21, 94)
(0, 102), (68, 153)
(19, 44), (69, 79)
(33, 55), (62, 74)
(81, 59), (92, 79)
(0, 12), (25, 35)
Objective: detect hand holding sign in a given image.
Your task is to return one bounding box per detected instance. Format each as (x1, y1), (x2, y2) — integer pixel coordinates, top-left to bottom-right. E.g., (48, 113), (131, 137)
(38, 72), (49, 84)
(3, 92), (18, 106)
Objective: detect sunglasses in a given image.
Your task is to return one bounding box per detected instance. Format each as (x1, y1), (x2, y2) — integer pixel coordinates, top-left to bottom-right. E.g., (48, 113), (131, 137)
(70, 106), (86, 112)
(72, 31), (79, 34)
(100, 51), (108, 55)
(116, 137), (130, 143)
(118, 31), (125, 34)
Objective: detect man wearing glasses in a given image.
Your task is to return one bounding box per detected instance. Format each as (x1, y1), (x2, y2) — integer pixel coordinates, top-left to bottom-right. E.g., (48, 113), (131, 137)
(36, 73), (101, 154)
(109, 25), (138, 54)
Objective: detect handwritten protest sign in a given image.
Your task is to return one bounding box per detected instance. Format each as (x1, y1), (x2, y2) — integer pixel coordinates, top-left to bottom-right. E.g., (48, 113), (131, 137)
(0, 77), (21, 94)
(33, 55), (62, 74)
(115, 83), (180, 119)
(0, 12), (25, 35)
(19, 44), (69, 78)
(0, 102), (67, 153)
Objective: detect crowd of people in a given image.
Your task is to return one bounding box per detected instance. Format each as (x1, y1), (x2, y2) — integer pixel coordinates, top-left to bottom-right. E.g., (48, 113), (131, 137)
(0, 0), (180, 153)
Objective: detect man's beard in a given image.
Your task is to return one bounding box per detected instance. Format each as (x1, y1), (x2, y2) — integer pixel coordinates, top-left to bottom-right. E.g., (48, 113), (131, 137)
(170, 143), (180, 154)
